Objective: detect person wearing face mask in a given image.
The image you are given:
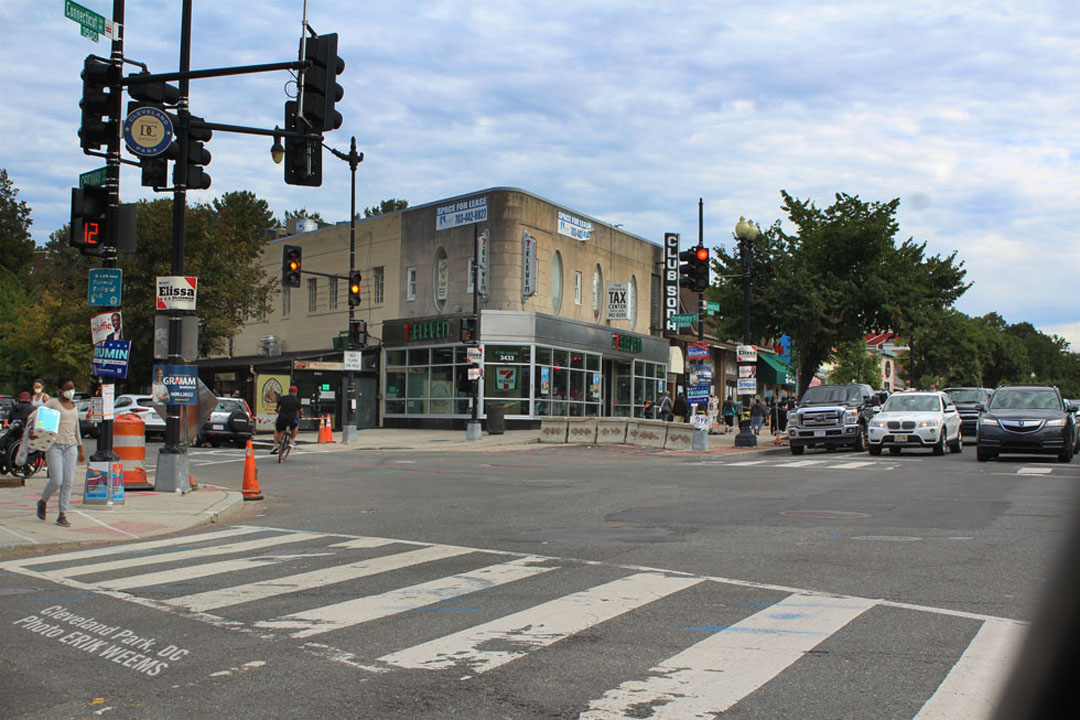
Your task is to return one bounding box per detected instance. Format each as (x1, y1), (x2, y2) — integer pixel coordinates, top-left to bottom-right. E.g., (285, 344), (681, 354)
(33, 377), (85, 528)
(31, 379), (50, 407)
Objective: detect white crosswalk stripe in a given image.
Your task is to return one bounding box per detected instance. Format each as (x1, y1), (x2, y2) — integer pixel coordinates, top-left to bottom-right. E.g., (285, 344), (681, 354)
(1, 526), (1027, 717)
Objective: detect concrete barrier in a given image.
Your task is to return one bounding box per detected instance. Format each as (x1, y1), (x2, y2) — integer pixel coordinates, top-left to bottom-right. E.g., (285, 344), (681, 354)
(595, 417), (628, 444)
(566, 417), (597, 444)
(539, 416), (568, 443)
(634, 419), (668, 449)
(664, 422), (694, 450)
(625, 419), (640, 445)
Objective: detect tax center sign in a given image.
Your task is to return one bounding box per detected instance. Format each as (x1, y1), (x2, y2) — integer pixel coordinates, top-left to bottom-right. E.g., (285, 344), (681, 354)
(156, 276), (197, 310)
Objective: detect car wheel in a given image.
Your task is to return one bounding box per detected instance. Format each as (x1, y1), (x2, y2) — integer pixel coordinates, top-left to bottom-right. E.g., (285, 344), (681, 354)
(790, 444), (805, 456)
(852, 425), (865, 452)
(1059, 444), (1073, 463)
(933, 430), (946, 456)
(950, 432), (963, 453)
(889, 447), (902, 455)
(868, 444), (882, 456)
(976, 447), (994, 462)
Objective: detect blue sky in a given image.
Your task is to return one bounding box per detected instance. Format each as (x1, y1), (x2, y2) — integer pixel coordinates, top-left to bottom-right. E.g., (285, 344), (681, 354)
(2, 1), (1077, 347)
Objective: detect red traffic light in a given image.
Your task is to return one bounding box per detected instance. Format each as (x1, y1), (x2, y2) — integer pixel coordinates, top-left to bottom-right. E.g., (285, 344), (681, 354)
(695, 247), (709, 262)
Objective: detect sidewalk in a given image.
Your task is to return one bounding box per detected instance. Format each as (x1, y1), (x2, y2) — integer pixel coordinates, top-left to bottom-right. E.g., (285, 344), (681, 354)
(0, 426), (785, 553)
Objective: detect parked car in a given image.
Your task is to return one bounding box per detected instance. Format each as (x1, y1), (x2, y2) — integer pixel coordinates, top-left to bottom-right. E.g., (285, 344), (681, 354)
(196, 397), (254, 448)
(786, 383), (879, 455)
(975, 385), (1075, 463)
(942, 387), (994, 437)
(0, 395), (14, 424)
(76, 398), (95, 437)
(867, 391), (963, 456)
(109, 394), (167, 438)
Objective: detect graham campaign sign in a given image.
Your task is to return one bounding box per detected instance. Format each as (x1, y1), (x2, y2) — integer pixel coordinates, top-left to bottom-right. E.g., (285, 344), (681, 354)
(152, 365), (199, 406)
(156, 276), (197, 310)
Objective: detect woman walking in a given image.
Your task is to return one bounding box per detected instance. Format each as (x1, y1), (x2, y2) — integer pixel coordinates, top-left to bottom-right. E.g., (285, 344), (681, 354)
(34, 377), (84, 528)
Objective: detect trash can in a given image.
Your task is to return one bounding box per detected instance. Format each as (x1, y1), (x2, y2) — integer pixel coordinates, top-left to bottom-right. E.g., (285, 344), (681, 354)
(485, 401), (506, 435)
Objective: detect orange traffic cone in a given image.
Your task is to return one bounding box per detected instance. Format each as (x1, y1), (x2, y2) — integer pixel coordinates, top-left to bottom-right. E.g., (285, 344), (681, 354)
(241, 440), (263, 501)
(324, 414), (334, 443)
(317, 414), (330, 443)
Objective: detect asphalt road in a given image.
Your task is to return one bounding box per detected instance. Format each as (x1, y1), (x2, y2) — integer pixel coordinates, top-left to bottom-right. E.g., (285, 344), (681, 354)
(2, 441), (1077, 718)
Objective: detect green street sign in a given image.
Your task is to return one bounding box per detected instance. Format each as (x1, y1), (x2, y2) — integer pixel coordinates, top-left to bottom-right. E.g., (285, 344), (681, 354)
(79, 167), (107, 188)
(672, 313), (697, 327)
(65, 0), (106, 36)
(705, 301), (720, 316)
(80, 24), (100, 42)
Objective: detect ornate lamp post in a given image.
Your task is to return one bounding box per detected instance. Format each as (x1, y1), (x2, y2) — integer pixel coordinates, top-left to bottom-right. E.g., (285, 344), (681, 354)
(734, 216), (759, 448)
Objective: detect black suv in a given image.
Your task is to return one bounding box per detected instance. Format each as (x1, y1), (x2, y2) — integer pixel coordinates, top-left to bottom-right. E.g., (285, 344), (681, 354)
(195, 397), (255, 448)
(786, 383), (881, 455)
(975, 385), (1075, 463)
(943, 387), (993, 437)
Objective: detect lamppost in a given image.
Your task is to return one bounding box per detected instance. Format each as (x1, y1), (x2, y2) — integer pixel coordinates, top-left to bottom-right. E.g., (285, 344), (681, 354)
(734, 216), (759, 448)
(273, 134), (364, 440)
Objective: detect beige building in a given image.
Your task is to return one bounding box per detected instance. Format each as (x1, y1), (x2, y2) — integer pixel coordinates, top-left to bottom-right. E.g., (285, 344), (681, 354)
(208, 188), (671, 429)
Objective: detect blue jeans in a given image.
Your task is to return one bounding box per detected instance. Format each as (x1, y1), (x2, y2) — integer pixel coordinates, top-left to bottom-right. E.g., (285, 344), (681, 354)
(750, 417), (764, 432)
(42, 443), (79, 514)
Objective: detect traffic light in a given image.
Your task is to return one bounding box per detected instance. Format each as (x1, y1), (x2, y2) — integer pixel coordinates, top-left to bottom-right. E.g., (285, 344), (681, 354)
(282, 245), (302, 287)
(301, 33), (345, 133)
(172, 116), (212, 190)
(79, 55), (120, 152)
(127, 73), (180, 106)
(460, 316), (478, 345)
(348, 319), (367, 349)
(348, 272), (362, 307)
(70, 185), (109, 253)
(691, 246), (710, 292)
(678, 247), (696, 289)
(283, 101), (322, 187)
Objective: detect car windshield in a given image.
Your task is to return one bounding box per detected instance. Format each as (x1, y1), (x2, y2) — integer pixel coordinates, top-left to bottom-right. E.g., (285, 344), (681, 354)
(135, 397), (155, 408)
(800, 386), (862, 405)
(883, 395), (941, 413)
(215, 399), (245, 413)
(989, 390), (1060, 411)
(944, 389), (983, 403)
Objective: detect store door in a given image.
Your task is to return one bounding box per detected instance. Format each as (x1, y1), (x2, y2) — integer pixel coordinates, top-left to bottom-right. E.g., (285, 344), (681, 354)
(605, 359), (632, 417)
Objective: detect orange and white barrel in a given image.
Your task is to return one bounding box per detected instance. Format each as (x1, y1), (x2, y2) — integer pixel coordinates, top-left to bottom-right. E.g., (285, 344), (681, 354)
(114, 412), (147, 488)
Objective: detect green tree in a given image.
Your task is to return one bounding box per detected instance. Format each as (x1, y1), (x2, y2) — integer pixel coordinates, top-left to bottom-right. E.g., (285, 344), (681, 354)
(0, 168), (34, 277)
(363, 198), (408, 218)
(828, 339), (882, 387)
(283, 208), (323, 224)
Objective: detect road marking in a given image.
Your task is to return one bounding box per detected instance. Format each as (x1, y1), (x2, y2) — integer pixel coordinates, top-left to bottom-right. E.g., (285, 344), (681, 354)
(913, 618), (1027, 720)
(1016, 467), (1053, 475)
(379, 573), (701, 674)
(774, 460), (829, 467)
(0, 525), (263, 569)
(72, 510), (141, 539)
(41, 531), (326, 579)
(255, 556), (557, 639)
(166, 544), (476, 613)
(828, 461), (877, 469)
(725, 460), (770, 466)
(95, 556), (283, 591)
(580, 593), (876, 719)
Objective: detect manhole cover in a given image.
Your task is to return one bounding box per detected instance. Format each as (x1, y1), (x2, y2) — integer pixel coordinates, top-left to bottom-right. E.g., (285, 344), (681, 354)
(780, 510), (871, 519)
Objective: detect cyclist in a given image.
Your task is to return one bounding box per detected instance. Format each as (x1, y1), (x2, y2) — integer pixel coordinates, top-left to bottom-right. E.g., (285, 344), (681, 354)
(271, 385), (302, 454)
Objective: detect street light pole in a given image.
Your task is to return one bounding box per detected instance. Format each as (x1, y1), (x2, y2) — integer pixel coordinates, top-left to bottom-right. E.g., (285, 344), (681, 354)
(326, 137), (363, 442)
(734, 217), (759, 448)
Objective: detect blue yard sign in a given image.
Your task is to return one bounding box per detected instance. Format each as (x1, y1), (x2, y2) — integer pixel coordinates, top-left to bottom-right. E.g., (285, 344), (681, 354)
(92, 340), (131, 378)
(88, 268), (123, 306)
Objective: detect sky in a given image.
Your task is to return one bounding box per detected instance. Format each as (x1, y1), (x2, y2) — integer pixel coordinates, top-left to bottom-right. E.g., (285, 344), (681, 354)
(2, 1), (1078, 348)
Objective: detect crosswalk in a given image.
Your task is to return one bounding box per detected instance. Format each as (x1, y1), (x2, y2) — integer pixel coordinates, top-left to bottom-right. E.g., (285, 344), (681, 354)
(702, 457), (1071, 475)
(1, 526), (1027, 718)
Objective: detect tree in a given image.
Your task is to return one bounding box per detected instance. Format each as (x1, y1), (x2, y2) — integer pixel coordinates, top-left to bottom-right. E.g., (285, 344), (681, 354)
(0, 168), (35, 278)
(828, 339), (882, 387)
(283, 208), (324, 225)
(363, 198), (408, 218)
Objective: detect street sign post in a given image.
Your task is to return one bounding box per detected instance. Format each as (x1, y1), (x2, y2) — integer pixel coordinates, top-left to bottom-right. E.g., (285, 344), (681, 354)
(88, 268), (122, 306)
(79, 167), (108, 188)
(65, 1), (118, 41)
(671, 313), (697, 328)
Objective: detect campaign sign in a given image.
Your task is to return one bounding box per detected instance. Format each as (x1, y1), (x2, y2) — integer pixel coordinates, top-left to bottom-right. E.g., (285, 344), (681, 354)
(156, 276), (198, 310)
(153, 364), (200, 406)
(687, 384), (711, 405)
(687, 342), (710, 361)
(92, 340), (131, 378)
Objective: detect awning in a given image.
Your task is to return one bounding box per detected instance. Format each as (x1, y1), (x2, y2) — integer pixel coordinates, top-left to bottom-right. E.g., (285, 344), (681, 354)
(758, 353), (796, 386)
(669, 345), (685, 375)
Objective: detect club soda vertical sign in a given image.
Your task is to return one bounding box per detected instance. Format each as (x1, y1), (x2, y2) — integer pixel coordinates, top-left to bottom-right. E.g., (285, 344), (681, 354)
(663, 233), (680, 334)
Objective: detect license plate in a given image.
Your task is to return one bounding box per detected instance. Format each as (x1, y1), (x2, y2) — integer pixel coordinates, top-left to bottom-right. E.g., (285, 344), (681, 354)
(894, 435), (908, 442)
(813, 430), (825, 437)
(212, 424), (225, 430)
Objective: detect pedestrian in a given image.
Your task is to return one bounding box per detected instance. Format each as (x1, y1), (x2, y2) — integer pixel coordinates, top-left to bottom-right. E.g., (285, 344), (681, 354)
(657, 394), (674, 422)
(723, 397), (736, 433)
(34, 377), (85, 528)
(750, 397), (766, 435)
(673, 393), (690, 423)
(778, 396), (789, 433)
(31, 378), (50, 407)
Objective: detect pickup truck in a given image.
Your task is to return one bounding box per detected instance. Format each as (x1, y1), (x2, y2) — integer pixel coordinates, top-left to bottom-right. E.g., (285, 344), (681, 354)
(787, 383), (883, 455)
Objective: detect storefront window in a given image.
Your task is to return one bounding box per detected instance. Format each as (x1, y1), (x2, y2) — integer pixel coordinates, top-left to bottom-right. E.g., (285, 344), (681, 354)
(633, 360), (666, 417)
(534, 345), (602, 418)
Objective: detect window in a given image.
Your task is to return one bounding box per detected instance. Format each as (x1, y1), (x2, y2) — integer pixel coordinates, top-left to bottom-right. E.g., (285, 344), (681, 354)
(533, 345), (601, 418)
(551, 251), (564, 313)
(282, 286), (291, 317)
(406, 267), (416, 301)
(433, 248), (448, 309)
(374, 266), (385, 305)
(384, 344), (475, 416)
(574, 271), (582, 305)
(629, 275), (638, 326)
(328, 278), (338, 310)
(307, 278), (318, 312)
(592, 264), (604, 321)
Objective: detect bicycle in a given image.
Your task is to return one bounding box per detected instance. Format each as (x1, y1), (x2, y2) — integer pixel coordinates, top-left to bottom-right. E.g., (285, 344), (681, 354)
(276, 423), (296, 463)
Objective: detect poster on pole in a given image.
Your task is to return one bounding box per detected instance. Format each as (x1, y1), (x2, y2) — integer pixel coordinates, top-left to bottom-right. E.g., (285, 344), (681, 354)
(90, 311), (122, 345)
(156, 276), (198, 310)
(737, 345), (758, 363)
